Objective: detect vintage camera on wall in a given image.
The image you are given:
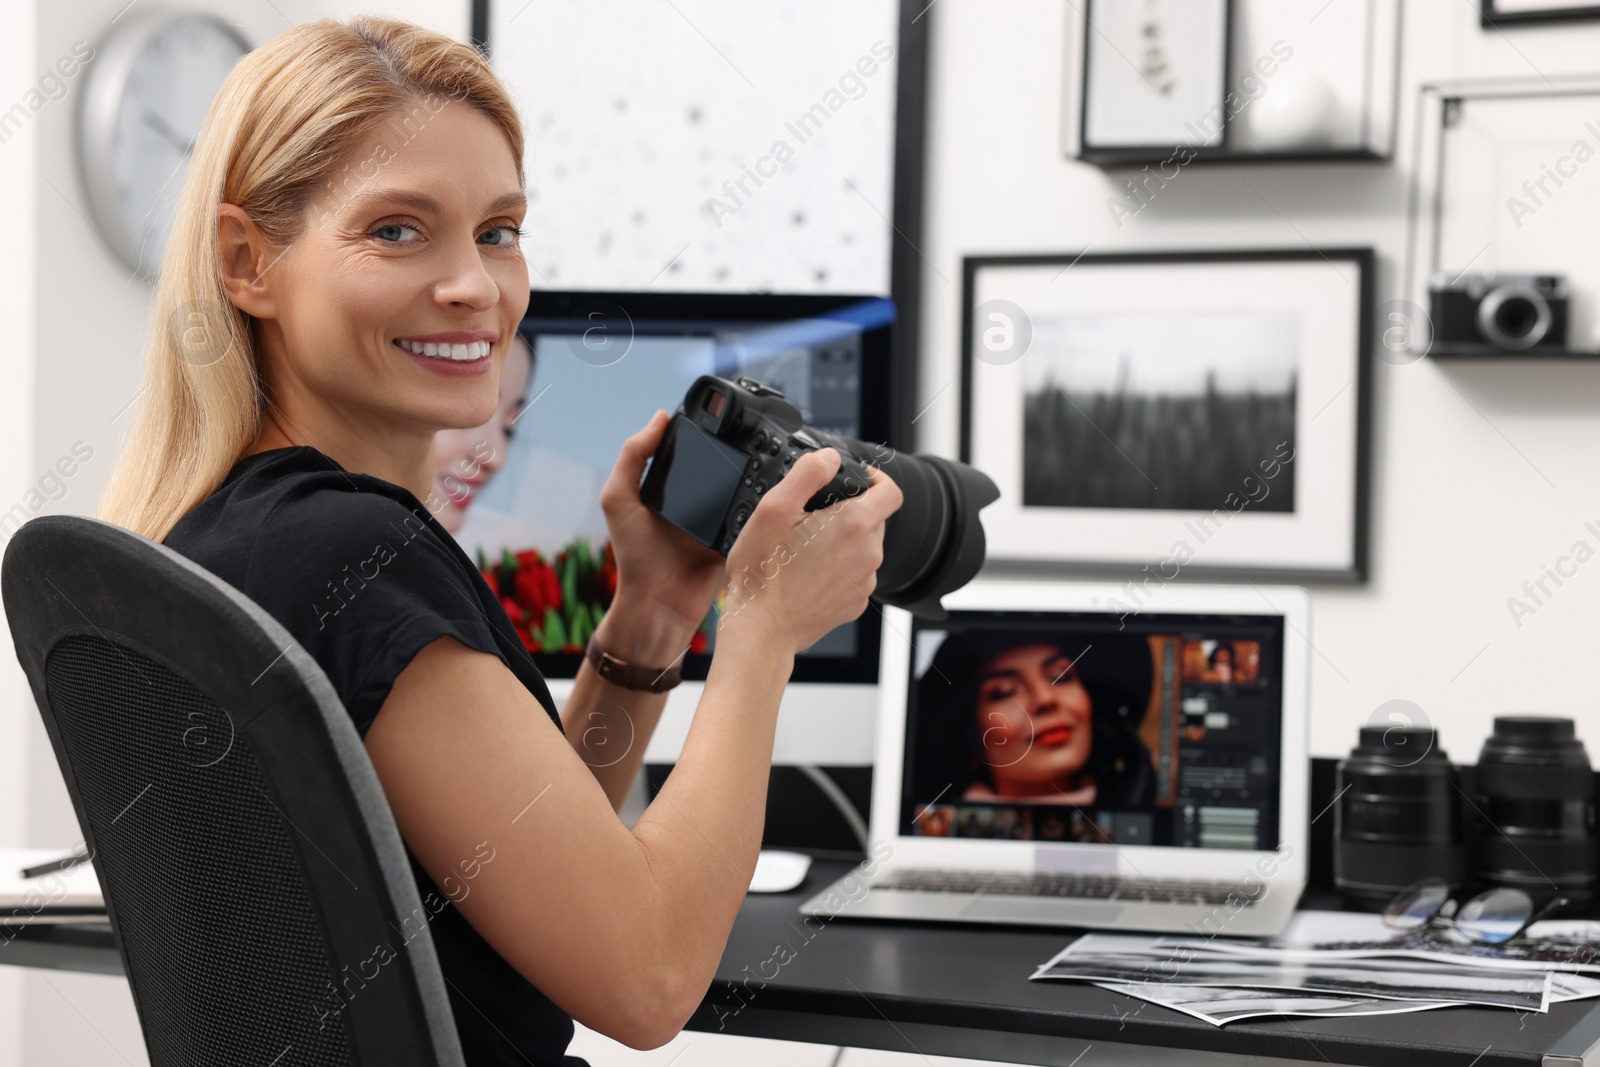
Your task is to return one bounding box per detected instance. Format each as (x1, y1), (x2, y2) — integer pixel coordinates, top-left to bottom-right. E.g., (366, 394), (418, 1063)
(640, 374), (999, 620)
(1429, 272), (1569, 355)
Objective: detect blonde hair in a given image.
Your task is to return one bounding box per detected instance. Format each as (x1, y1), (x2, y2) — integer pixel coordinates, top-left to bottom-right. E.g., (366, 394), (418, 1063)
(96, 15), (525, 543)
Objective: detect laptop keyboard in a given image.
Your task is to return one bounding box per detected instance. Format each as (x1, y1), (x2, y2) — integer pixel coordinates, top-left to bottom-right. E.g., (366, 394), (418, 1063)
(872, 867), (1259, 906)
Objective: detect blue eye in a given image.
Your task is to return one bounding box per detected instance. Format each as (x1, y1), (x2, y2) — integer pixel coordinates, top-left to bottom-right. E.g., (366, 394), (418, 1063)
(367, 221), (524, 247)
(370, 222), (420, 244)
(481, 225), (526, 247)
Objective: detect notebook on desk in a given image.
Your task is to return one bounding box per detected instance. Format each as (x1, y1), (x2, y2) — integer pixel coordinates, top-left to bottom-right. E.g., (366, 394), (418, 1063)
(798, 579), (1309, 936)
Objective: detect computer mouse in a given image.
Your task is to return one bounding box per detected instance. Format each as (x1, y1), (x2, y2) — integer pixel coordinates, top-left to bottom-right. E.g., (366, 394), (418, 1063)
(749, 849), (813, 893)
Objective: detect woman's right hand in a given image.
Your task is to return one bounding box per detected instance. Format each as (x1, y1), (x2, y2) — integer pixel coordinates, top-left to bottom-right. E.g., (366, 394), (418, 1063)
(720, 447), (904, 655)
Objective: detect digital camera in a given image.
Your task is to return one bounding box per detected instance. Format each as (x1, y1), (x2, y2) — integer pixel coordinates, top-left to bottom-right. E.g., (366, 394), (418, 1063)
(1429, 272), (1569, 354)
(640, 375), (999, 620)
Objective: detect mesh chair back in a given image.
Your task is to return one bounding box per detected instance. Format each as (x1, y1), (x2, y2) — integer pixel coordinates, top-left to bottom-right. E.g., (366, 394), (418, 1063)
(2, 515), (465, 1067)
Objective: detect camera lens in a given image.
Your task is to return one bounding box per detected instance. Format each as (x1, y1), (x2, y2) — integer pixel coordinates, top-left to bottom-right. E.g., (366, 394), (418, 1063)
(1335, 726), (1464, 907)
(1478, 286), (1551, 351)
(819, 435), (999, 620)
(1496, 299), (1537, 338)
(1473, 716), (1596, 911)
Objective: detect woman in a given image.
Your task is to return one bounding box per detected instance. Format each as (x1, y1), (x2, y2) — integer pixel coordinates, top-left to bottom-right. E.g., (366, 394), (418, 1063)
(912, 633), (1157, 814)
(1206, 641), (1235, 684)
(96, 16), (900, 1065)
(429, 329), (533, 533)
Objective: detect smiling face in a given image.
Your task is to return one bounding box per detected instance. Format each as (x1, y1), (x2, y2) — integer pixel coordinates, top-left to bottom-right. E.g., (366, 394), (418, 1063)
(972, 642), (1094, 796)
(229, 97), (531, 491)
(430, 333), (532, 532)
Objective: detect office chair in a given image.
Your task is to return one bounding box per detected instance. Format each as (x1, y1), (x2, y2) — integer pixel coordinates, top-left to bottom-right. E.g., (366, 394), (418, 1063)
(2, 515), (465, 1067)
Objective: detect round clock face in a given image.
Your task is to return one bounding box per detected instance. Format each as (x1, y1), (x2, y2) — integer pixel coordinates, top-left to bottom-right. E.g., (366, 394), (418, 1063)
(83, 13), (249, 280)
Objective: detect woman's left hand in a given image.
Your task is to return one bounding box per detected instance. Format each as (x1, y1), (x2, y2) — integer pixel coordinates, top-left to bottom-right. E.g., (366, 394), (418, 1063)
(595, 409), (728, 664)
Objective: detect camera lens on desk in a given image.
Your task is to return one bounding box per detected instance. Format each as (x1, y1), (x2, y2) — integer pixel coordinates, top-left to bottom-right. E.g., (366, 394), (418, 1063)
(1335, 726), (1464, 907)
(1472, 716), (1596, 912)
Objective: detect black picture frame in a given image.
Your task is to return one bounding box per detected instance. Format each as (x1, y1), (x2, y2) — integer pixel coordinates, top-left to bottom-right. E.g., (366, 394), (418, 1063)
(959, 248), (1374, 584)
(1079, 0), (1234, 157)
(888, 0), (932, 452)
(1481, 0), (1600, 26)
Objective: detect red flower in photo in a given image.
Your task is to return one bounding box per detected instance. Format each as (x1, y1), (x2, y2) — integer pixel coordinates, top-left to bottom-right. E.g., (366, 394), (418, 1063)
(499, 595), (524, 624)
(514, 557), (562, 616)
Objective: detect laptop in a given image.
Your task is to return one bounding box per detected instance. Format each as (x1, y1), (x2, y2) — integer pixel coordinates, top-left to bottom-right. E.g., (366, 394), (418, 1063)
(798, 579), (1310, 936)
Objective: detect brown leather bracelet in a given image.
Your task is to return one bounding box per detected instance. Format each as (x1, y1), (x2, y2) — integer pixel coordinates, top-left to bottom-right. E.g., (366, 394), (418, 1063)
(584, 633), (683, 692)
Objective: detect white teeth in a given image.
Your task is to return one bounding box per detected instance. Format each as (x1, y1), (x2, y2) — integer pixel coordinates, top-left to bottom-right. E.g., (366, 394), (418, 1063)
(398, 339), (490, 361)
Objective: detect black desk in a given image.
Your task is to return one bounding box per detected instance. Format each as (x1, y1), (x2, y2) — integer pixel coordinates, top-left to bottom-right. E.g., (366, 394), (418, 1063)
(10, 860), (1600, 1066)
(683, 858), (1600, 1067)
(0, 921), (120, 976)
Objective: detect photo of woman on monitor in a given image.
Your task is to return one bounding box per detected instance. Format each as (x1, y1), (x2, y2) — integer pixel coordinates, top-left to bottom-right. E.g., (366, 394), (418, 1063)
(912, 631), (1158, 811)
(429, 329), (535, 533)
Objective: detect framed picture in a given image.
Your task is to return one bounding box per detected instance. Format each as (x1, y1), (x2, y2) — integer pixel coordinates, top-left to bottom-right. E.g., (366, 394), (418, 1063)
(960, 249), (1373, 582)
(1080, 0), (1233, 152)
(1481, 0), (1600, 26)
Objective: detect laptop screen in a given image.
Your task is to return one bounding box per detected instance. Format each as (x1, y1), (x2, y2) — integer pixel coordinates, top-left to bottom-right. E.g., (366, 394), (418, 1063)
(899, 608), (1286, 852)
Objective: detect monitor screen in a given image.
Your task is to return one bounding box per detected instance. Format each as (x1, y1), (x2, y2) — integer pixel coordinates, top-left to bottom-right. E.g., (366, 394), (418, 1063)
(899, 609), (1286, 850)
(443, 291), (893, 683)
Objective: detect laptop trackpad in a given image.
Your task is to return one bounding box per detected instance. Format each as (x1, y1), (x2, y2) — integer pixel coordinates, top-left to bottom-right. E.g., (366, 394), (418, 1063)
(961, 898), (1124, 924)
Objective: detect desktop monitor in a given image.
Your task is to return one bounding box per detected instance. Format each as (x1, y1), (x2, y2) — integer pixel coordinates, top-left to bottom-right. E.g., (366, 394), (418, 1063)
(445, 291), (894, 683)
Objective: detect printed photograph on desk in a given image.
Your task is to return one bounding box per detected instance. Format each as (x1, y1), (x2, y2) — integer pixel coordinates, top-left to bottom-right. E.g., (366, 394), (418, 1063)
(899, 613), (1284, 850)
(961, 250), (1372, 580)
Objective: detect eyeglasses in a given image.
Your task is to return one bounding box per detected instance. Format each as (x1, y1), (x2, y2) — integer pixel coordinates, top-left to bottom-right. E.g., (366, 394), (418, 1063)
(1383, 878), (1567, 945)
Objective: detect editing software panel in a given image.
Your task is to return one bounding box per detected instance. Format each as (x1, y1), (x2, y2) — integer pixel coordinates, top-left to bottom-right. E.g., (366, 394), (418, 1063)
(901, 610), (1285, 851)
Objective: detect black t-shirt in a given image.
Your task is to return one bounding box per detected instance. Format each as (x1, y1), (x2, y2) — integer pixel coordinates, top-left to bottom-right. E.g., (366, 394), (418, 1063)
(163, 445), (590, 1067)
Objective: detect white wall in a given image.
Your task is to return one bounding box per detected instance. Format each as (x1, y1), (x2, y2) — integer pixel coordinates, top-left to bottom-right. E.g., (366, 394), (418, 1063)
(0, 0), (40, 1062)
(916, 0), (1600, 762)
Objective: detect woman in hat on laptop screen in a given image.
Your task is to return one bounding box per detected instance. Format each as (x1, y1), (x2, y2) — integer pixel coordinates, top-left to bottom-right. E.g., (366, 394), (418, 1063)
(913, 631), (1158, 816)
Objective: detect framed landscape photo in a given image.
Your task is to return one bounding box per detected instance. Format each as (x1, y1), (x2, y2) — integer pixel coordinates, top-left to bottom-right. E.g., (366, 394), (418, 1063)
(1080, 0), (1233, 153)
(1481, 0), (1600, 26)
(960, 249), (1373, 582)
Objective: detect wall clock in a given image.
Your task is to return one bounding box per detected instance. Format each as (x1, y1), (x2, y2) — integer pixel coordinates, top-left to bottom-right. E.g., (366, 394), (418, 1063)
(77, 9), (250, 281)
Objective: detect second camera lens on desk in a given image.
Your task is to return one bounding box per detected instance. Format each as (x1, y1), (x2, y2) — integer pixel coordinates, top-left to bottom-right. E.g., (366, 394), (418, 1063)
(1472, 716), (1597, 913)
(1335, 726), (1464, 907)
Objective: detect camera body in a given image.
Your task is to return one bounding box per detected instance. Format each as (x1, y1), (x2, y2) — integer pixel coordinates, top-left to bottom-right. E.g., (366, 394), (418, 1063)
(641, 374), (1001, 620)
(1429, 272), (1569, 355)
(640, 375), (876, 554)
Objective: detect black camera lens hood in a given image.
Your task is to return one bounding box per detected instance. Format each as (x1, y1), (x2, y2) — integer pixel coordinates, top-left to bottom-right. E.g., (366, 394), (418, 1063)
(878, 457), (999, 622)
